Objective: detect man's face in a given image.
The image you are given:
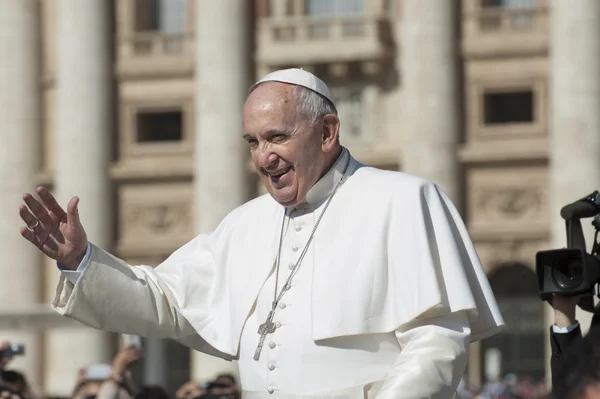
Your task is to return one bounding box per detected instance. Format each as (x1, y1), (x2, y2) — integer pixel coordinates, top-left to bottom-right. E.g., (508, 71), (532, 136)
(242, 83), (333, 207)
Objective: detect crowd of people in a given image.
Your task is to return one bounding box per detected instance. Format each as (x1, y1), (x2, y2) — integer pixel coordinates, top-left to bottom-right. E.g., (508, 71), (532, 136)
(1, 340), (556, 399)
(457, 375), (549, 399)
(0, 343), (240, 399)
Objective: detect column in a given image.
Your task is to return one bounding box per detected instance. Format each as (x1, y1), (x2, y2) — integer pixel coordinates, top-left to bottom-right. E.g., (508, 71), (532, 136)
(144, 339), (167, 386)
(549, 0), (600, 357)
(399, 0), (461, 204)
(192, 0), (250, 382)
(45, 0), (115, 395)
(0, 0), (43, 392)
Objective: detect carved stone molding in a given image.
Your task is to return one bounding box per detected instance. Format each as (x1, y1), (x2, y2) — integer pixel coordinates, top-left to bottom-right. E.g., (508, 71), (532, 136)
(473, 186), (543, 221)
(118, 183), (194, 254)
(125, 202), (191, 237)
(467, 166), (549, 236)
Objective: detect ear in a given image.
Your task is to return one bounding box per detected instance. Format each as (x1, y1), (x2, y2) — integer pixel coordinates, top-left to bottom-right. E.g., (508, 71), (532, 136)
(321, 114), (340, 153)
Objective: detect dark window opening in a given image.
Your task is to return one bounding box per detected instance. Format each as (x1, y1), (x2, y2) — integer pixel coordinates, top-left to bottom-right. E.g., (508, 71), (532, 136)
(135, 0), (159, 32)
(137, 110), (183, 142)
(484, 90), (534, 125)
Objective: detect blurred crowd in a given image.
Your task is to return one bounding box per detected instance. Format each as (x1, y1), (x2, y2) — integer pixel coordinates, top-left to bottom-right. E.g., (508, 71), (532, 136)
(457, 374), (549, 399)
(0, 343), (239, 399)
(0, 341), (562, 399)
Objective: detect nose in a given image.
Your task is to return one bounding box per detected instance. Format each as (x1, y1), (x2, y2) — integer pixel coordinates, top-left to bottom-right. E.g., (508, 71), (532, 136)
(257, 145), (278, 169)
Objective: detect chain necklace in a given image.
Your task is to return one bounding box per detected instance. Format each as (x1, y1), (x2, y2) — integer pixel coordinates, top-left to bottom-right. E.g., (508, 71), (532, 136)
(253, 152), (351, 361)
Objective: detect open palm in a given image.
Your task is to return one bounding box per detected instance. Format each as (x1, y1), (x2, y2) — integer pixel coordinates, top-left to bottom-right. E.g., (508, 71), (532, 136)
(19, 187), (88, 269)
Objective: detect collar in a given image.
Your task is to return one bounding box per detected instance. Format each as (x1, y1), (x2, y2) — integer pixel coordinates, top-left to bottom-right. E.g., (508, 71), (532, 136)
(301, 147), (350, 207)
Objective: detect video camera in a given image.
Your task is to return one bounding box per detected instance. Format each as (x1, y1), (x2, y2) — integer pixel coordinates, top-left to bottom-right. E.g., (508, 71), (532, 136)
(536, 191), (600, 313)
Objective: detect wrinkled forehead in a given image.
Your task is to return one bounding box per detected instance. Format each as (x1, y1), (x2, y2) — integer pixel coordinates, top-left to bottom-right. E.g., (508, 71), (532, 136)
(243, 82), (301, 130)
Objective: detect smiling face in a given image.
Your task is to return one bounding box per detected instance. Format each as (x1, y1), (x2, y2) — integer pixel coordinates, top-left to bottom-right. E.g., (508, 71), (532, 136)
(242, 82), (340, 207)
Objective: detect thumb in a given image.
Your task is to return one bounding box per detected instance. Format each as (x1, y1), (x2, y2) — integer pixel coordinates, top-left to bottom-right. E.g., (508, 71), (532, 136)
(67, 197), (81, 227)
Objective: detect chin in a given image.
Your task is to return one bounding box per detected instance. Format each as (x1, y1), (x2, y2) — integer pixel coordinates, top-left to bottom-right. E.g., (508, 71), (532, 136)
(268, 188), (301, 207)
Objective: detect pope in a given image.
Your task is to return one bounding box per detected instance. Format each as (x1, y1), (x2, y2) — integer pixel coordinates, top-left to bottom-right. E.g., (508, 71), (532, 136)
(19, 68), (504, 398)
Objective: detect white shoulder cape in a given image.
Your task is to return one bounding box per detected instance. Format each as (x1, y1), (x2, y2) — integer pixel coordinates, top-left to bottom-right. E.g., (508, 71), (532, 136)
(151, 156), (505, 359)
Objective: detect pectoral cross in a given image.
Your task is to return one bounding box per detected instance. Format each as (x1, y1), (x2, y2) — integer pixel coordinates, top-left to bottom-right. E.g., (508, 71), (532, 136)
(253, 309), (277, 361)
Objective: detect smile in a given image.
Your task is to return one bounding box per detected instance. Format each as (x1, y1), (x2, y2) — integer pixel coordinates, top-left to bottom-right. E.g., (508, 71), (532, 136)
(267, 167), (292, 178)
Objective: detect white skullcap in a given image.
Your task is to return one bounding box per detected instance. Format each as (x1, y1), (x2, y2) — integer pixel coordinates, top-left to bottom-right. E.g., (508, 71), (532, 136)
(253, 68), (335, 106)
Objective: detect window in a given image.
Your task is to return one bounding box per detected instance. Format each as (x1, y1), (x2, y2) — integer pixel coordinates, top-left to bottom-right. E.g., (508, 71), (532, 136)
(135, 0), (185, 33)
(480, 0), (537, 30)
(484, 90), (534, 125)
(306, 0), (365, 15)
(482, 0), (536, 8)
(136, 109), (183, 142)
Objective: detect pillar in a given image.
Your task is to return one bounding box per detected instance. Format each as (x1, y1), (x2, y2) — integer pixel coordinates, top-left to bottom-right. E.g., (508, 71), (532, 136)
(399, 0), (461, 204)
(144, 339), (167, 386)
(548, 0), (600, 377)
(45, 0), (115, 395)
(0, 0), (43, 392)
(192, 0), (250, 382)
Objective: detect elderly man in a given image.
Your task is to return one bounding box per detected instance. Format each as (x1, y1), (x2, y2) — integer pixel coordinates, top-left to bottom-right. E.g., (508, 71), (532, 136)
(19, 69), (504, 398)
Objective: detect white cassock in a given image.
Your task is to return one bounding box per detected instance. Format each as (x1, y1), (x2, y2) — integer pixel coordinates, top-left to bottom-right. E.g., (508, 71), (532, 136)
(53, 148), (504, 398)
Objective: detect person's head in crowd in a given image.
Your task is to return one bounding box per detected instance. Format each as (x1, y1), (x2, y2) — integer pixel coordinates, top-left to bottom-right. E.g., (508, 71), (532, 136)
(553, 329), (600, 399)
(0, 386), (23, 399)
(133, 386), (169, 399)
(0, 370), (30, 399)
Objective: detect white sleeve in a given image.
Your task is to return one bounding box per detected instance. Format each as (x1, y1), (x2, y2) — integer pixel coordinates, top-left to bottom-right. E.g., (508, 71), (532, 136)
(59, 242), (92, 285)
(552, 322), (580, 334)
(376, 311), (470, 399)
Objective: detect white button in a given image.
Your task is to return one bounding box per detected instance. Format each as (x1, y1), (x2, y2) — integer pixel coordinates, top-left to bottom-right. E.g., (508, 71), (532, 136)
(269, 341), (276, 349)
(268, 364), (275, 371)
(288, 262), (295, 270)
(279, 303), (287, 309)
(275, 322), (282, 328)
(268, 387), (274, 394)
(292, 245), (300, 252)
(295, 224), (302, 231)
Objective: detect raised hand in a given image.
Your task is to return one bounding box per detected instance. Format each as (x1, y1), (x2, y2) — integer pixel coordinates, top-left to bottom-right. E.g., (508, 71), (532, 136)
(19, 187), (88, 270)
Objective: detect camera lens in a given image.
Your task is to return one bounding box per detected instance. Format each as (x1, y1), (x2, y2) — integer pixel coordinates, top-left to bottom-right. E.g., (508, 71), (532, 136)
(553, 255), (584, 290)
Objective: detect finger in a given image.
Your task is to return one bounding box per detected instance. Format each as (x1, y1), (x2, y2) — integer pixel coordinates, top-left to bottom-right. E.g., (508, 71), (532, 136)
(19, 205), (38, 229)
(20, 226), (39, 247)
(67, 197), (81, 227)
(22, 193), (53, 226)
(37, 187), (67, 221)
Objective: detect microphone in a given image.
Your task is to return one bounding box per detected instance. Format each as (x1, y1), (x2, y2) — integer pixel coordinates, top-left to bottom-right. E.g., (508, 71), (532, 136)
(561, 191), (600, 220)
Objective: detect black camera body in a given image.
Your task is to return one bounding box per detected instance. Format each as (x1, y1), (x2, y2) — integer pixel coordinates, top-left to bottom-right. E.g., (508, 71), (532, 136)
(536, 191), (600, 312)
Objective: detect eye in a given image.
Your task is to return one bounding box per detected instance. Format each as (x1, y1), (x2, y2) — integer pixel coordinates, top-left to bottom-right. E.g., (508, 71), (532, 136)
(270, 134), (288, 143)
(244, 137), (258, 148)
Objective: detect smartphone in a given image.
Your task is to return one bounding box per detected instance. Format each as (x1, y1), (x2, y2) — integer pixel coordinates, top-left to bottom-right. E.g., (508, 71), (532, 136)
(0, 344), (25, 359)
(122, 334), (142, 349)
(85, 364), (112, 381)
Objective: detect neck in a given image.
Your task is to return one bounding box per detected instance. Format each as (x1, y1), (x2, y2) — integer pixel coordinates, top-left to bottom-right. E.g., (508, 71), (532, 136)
(317, 145), (342, 181)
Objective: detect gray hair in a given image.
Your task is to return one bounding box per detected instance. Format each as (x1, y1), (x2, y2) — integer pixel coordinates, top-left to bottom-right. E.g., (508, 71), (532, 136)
(293, 85), (338, 123)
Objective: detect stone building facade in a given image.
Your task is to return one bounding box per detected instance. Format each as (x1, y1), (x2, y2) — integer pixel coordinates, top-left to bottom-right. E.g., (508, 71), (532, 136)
(1, 0), (599, 396)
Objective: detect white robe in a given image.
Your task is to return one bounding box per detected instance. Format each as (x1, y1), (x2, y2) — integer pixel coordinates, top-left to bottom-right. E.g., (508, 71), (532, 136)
(52, 149), (504, 398)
